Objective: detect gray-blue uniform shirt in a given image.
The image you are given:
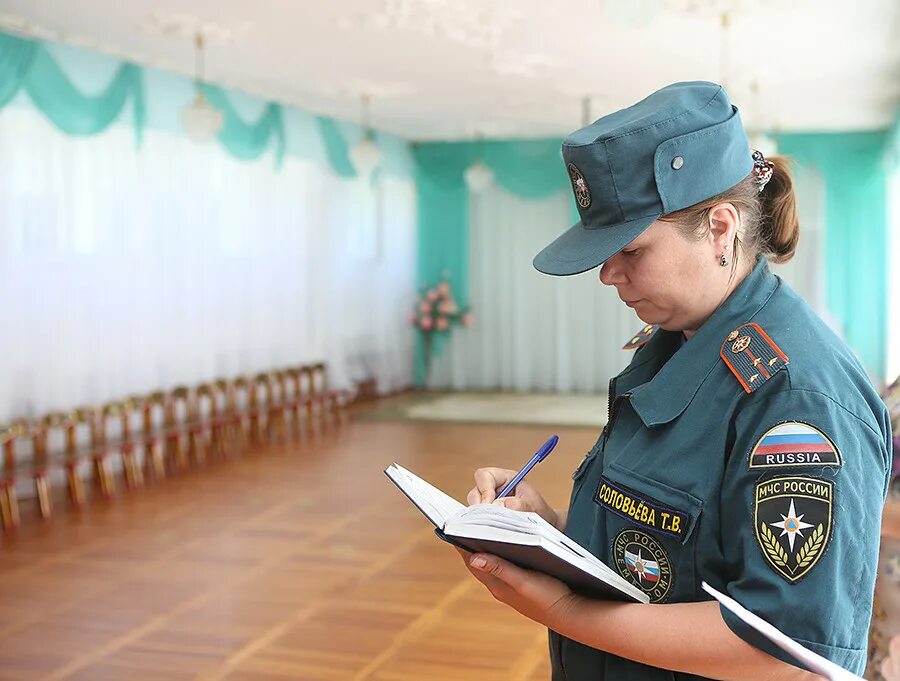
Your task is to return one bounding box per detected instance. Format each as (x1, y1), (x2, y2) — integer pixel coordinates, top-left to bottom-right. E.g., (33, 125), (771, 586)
(552, 257), (892, 680)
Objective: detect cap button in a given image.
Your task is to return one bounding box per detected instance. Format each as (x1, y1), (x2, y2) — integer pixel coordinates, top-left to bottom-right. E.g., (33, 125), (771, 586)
(671, 156), (684, 170)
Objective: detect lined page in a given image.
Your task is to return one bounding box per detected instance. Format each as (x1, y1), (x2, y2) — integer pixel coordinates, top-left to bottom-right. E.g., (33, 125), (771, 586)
(385, 464), (465, 527)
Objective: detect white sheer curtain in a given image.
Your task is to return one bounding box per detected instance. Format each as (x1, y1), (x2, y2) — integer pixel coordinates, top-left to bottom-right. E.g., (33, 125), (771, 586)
(0, 108), (416, 422)
(429, 165), (827, 393)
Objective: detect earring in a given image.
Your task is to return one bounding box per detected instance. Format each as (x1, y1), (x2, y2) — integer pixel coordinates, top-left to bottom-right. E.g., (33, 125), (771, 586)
(720, 254), (728, 267)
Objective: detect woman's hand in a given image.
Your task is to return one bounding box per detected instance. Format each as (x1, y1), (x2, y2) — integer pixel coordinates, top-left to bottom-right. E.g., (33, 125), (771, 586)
(456, 547), (582, 632)
(466, 467), (561, 529)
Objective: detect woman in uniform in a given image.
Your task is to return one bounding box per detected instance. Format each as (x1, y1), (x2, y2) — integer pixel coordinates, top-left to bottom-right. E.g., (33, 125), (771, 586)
(458, 81), (892, 680)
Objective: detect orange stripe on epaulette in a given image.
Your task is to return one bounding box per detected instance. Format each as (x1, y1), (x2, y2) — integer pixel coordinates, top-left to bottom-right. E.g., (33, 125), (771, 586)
(622, 324), (659, 350)
(720, 323), (789, 393)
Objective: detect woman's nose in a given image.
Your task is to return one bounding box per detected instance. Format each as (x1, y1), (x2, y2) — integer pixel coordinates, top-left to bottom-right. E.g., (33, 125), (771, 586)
(599, 256), (625, 286)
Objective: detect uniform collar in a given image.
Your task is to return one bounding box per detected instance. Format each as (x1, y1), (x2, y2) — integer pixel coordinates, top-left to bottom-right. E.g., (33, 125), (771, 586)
(627, 257), (779, 427)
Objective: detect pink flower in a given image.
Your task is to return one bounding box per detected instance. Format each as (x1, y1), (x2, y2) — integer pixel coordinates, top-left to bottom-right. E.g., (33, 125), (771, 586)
(437, 282), (450, 297)
(420, 316), (433, 330)
(436, 317), (449, 331)
(438, 300), (458, 315)
(427, 290), (439, 302)
(462, 312), (474, 327)
(419, 301), (431, 314)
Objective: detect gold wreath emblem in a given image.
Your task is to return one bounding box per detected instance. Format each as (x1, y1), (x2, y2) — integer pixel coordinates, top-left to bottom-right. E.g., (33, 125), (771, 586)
(795, 524), (825, 569)
(731, 336), (751, 353)
(759, 522), (789, 568)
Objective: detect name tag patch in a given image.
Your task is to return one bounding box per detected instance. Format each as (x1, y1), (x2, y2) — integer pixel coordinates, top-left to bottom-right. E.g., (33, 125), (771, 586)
(749, 422), (842, 470)
(595, 476), (690, 541)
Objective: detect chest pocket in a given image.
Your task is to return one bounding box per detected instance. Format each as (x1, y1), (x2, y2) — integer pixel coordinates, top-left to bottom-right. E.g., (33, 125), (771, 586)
(598, 461), (703, 604)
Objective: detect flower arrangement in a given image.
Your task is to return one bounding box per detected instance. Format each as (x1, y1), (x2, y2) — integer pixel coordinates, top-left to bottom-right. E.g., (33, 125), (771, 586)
(410, 280), (473, 381)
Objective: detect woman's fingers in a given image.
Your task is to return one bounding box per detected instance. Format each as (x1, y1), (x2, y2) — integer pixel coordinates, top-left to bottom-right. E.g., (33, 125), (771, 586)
(470, 468), (514, 504)
(494, 496), (524, 511)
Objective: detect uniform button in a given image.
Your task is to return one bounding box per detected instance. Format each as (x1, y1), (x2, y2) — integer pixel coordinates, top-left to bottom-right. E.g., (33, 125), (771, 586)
(672, 156), (684, 170)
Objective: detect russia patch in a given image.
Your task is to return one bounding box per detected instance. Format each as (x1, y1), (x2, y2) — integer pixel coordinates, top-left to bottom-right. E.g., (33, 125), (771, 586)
(749, 422), (842, 470)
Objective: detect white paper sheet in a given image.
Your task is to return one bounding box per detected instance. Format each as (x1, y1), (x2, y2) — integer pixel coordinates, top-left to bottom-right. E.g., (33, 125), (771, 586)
(702, 582), (863, 681)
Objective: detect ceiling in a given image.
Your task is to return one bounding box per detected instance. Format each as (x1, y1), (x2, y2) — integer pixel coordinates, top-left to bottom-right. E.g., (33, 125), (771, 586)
(1, 0), (898, 140)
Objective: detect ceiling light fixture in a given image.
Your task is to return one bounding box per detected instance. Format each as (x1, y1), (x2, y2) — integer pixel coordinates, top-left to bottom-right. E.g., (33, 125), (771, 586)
(181, 32), (224, 143)
(464, 133), (493, 193)
(349, 94), (383, 178)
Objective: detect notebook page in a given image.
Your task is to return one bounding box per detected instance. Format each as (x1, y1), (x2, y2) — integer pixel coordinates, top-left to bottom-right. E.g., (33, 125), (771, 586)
(386, 464), (465, 527)
(447, 505), (610, 571)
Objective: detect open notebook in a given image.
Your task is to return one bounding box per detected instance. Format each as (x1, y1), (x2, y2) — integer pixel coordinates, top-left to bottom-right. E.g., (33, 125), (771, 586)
(385, 462), (648, 603)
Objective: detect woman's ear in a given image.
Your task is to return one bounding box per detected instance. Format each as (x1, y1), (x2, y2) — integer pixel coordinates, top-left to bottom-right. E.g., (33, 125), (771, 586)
(707, 202), (740, 254)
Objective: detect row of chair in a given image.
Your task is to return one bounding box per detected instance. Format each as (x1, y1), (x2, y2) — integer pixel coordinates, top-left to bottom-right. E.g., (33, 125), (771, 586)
(0, 363), (351, 532)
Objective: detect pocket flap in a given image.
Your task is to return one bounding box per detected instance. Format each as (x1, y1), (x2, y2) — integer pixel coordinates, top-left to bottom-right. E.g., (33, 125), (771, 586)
(598, 461), (704, 544)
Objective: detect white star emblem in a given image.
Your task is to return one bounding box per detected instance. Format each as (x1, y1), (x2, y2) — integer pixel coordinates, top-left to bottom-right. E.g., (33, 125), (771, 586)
(769, 498), (814, 552)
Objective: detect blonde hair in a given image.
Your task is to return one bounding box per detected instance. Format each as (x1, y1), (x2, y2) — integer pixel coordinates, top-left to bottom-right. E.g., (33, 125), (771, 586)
(661, 156), (800, 265)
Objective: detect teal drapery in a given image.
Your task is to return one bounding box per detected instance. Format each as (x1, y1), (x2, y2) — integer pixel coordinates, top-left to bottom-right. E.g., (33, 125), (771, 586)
(200, 84), (285, 167)
(777, 132), (889, 380)
(0, 29), (403, 178)
(316, 117), (357, 178)
(0, 31), (144, 142)
(412, 139), (569, 384)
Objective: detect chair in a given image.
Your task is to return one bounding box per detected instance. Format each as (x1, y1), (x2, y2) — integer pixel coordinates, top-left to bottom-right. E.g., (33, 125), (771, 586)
(264, 371), (287, 443)
(165, 387), (191, 472)
(213, 378), (240, 457)
(0, 423), (23, 531)
(65, 408), (100, 505)
(232, 377), (252, 451)
(247, 375), (269, 447)
(140, 392), (167, 481)
(280, 368), (304, 439)
(297, 364), (317, 435)
(118, 397), (144, 489)
(189, 385), (213, 466)
(309, 362), (350, 426)
(32, 413), (70, 518)
(91, 402), (129, 499)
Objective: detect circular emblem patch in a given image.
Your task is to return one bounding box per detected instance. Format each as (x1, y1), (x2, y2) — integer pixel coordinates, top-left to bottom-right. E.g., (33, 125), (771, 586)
(613, 529), (672, 603)
(567, 163), (591, 209)
(731, 335), (751, 353)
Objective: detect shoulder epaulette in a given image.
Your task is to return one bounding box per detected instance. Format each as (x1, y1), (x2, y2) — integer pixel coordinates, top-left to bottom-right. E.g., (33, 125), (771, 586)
(720, 323), (789, 393)
(623, 324), (659, 350)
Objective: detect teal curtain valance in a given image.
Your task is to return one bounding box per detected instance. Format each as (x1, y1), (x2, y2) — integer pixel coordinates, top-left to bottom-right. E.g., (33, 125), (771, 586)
(200, 84), (285, 167)
(0, 29), (407, 177)
(0, 31), (144, 142)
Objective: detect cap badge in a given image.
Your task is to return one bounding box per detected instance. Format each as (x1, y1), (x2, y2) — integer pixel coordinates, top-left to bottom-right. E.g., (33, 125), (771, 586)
(567, 163), (592, 209)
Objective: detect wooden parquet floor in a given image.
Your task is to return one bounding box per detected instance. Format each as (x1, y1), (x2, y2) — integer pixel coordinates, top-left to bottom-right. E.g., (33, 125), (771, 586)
(0, 417), (600, 681)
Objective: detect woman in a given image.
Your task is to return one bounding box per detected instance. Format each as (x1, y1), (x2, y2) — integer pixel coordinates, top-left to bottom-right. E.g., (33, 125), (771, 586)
(459, 81), (892, 681)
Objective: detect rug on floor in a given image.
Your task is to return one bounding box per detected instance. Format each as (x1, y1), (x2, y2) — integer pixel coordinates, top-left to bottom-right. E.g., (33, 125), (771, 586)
(353, 391), (608, 429)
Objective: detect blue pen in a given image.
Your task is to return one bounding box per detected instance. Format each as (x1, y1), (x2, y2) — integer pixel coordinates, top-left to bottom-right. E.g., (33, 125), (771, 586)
(496, 434), (559, 499)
